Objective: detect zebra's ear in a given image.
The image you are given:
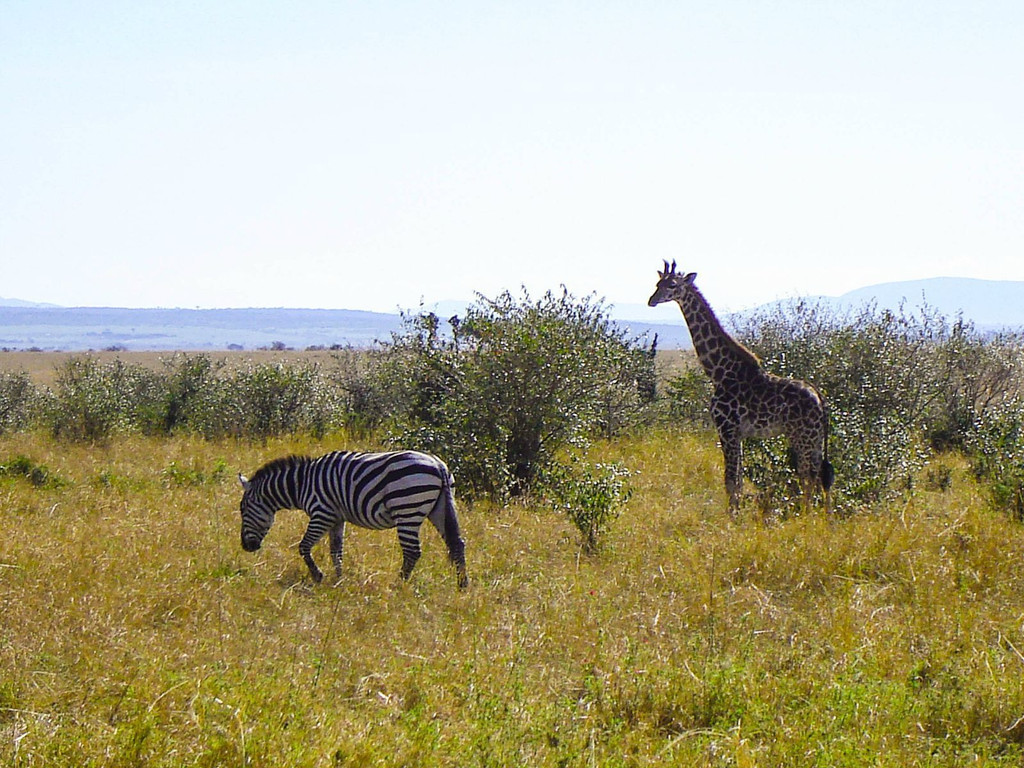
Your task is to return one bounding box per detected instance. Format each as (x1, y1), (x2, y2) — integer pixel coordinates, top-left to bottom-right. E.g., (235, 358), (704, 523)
(238, 473), (251, 491)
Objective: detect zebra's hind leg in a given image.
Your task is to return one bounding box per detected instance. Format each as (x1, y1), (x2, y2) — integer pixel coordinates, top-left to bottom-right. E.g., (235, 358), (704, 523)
(451, 542), (468, 590)
(399, 544), (421, 582)
(329, 520), (346, 581)
(427, 495), (468, 589)
(397, 524), (422, 582)
(443, 536), (468, 590)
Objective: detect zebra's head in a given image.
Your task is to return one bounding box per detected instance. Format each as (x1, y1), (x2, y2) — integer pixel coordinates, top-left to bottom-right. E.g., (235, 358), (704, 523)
(238, 473), (274, 552)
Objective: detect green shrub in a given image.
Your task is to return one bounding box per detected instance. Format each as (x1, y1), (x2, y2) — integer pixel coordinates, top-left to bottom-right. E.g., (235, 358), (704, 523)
(0, 455), (66, 489)
(188, 361), (340, 441)
(654, 300), (1006, 512)
(377, 289), (652, 500)
(927, 322), (1024, 451)
(151, 354), (224, 435)
(46, 356), (164, 442)
(734, 300), (956, 509)
(328, 346), (391, 437)
(662, 364), (713, 430)
(0, 370), (39, 434)
(724, 301), (1024, 512)
(36, 354), (351, 443)
(544, 459), (633, 554)
(966, 398), (1024, 519)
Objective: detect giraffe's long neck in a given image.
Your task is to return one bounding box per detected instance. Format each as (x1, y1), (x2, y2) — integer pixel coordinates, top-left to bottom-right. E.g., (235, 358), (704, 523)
(677, 286), (761, 386)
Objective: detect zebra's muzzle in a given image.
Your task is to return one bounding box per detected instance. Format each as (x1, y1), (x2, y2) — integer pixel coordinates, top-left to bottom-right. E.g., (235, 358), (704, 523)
(241, 535), (262, 552)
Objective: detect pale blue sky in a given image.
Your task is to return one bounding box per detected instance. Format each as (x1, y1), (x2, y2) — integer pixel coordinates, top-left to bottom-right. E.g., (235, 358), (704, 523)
(2, 1), (1021, 317)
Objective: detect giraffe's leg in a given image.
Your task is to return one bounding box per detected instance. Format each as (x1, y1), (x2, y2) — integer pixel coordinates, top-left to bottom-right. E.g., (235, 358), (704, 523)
(799, 474), (814, 514)
(793, 436), (831, 513)
(712, 403), (744, 515)
(720, 432), (743, 516)
(792, 448), (815, 514)
(820, 444), (835, 515)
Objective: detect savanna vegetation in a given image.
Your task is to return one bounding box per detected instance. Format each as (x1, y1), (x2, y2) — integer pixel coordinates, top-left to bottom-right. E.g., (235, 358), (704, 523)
(2, 289), (1024, 766)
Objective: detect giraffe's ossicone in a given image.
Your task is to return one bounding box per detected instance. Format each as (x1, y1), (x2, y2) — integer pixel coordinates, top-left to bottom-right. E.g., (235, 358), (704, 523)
(649, 260), (834, 514)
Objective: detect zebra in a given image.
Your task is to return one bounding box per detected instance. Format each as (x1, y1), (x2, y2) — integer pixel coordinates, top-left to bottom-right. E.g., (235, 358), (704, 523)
(238, 450), (468, 589)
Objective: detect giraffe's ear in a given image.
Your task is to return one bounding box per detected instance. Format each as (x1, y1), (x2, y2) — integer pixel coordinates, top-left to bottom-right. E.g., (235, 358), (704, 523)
(238, 473), (251, 491)
(683, 272), (697, 284)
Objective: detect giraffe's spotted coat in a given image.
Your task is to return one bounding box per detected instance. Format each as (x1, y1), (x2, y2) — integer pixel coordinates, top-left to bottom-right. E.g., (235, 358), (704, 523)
(649, 261), (834, 514)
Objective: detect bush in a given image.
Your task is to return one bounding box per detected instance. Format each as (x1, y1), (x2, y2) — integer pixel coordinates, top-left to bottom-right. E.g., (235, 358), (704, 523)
(0, 455), (66, 489)
(151, 354), (224, 435)
(649, 300), (1011, 512)
(188, 361), (341, 441)
(731, 300), (957, 509)
(662, 363), (713, 430)
(966, 398), (1024, 519)
(15, 354), (354, 443)
(328, 346), (391, 438)
(46, 357), (164, 442)
(0, 371), (39, 434)
(927, 322), (1024, 451)
(377, 289), (653, 500)
(545, 459), (632, 554)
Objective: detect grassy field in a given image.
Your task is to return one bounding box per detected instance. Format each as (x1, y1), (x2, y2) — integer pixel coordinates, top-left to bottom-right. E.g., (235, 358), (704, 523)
(0, 348), (696, 387)
(3, 424), (1024, 767)
(0, 349), (347, 387)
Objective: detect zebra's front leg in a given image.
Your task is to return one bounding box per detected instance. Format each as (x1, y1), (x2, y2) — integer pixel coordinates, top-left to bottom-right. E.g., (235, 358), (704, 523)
(329, 520), (346, 581)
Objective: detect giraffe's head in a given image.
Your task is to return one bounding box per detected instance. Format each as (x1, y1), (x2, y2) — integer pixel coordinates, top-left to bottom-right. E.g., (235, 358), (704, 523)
(648, 260), (697, 307)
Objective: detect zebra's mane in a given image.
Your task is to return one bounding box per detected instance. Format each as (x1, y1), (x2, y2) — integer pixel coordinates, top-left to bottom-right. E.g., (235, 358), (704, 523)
(249, 454), (311, 484)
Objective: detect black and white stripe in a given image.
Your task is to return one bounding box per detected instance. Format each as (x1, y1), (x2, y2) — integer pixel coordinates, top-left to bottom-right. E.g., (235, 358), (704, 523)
(238, 450), (468, 588)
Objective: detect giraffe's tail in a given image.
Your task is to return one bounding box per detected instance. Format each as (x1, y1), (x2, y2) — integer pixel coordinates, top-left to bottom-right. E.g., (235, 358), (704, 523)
(821, 454), (835, 491)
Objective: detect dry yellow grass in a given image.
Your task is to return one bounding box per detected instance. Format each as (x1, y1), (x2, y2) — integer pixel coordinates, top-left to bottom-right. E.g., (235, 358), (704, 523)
(0, 349), (345, 387)
(2, 429), (1024, 766)
(0, 348), (697, 388)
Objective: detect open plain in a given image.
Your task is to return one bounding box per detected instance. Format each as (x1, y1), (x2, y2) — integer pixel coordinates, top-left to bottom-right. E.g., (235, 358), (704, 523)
(2, 351), (1024, 766)
(2, 439), (1024, 763)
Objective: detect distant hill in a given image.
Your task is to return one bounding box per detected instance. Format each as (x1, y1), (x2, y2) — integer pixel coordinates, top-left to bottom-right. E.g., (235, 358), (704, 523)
(0, 306), (405, 351)
(827, 278), (1024, 330)
(616, 277), (1024, 338)
(2, 277), (1021, 351)
(0, 304), (691, 352)
(0, 296), (61, 309)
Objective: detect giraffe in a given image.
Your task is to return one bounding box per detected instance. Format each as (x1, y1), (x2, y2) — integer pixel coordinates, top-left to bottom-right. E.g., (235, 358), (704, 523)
(649, 261), (834, 515)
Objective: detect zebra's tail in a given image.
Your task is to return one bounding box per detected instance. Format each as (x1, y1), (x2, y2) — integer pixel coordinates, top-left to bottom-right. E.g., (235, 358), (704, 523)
(433, 467), (469, 589)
